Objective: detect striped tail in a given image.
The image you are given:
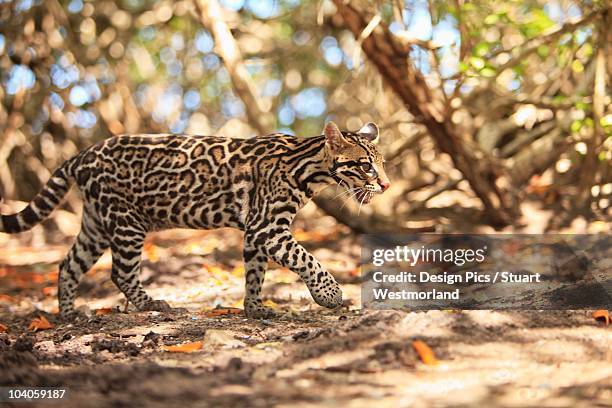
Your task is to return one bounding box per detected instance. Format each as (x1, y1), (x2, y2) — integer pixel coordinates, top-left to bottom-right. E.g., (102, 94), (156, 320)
(0, 160), (75, 233)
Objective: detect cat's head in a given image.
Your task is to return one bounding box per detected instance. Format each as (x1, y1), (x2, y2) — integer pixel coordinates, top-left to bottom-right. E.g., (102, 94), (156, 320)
(324, 121), (390, 204)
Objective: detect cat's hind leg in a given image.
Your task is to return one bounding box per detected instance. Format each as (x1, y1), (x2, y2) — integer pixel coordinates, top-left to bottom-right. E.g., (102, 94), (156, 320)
(109, 226), (171, 312)
(58, 214), (109, 319)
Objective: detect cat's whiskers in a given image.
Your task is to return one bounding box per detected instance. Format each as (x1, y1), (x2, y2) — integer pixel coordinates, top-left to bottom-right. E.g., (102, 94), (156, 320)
(357, 191), (367, 216)
(334, 178), (345, 194)
(331, 186), (359, 201)
(329, 180), (355, 200)
(354, 188), (375, 215)
(340, 188), (362, 210)
(313, 177), (346, 196)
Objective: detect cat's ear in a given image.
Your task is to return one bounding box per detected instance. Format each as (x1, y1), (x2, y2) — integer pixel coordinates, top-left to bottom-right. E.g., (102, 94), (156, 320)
(358, 122), (379, 144)
(324, 121), (352, 153)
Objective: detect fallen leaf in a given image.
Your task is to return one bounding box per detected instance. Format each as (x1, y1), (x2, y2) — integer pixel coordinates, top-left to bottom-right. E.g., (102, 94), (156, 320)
(592, 310), (609, 326)
(294, 229), (329, 242)
(28, 315), (54, 331)
(183, 241), (215, 256)
(204, 329), (245, 348)
(161, 341), (203, 353)
(0, 323), (8, 333)
(45, 271), (59, 281)
(263, 299), (279, 309)
(0, 294), (15, 304)
(412, 340), (439, 365)
(143, 242), (160, 262)
(202, 263), (224, 275)
(95, 308), (114, 316)
(231, 265), (245, 276)
(204, 307), (242, 317)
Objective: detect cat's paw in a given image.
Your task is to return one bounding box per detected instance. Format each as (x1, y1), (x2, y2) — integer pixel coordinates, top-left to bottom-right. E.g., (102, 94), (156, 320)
(141, 299), (172, 312)
(245, 304), (277, 319)
(311, 282), (343, 309)
(59, 309), (89, 322)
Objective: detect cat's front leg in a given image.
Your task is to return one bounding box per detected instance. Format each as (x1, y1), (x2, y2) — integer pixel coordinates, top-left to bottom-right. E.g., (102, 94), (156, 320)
(260, 227), (343, 310)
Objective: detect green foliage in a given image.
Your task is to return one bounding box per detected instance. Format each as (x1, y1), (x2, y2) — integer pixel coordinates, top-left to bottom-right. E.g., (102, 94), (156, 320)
(519, 9), (555, 38)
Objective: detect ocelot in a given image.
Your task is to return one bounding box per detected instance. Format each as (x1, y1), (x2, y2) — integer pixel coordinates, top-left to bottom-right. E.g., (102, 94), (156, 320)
(0, 122), (390, 318)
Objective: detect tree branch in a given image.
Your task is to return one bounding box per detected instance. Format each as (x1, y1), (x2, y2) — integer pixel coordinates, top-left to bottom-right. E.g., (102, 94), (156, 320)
(194, 0), (274, 135)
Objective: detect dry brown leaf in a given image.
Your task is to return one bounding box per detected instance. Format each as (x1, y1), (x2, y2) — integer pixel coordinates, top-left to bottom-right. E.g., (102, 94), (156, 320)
(231, 265), (245, 276)
(412, 340), (439, 366)
(204, 307), (242, 317)
(0, 323), (8, 333)
(263, 299), (279, 309)
(161, 341), (203, 353)
(143, 242), (160, 262)
(0, 294), (15, 304)
(45, 271), (59, 281)
(95, 308), (114, 316)
(28, 315), (54, 331)
(202, 263), (224, 275)
(294, 229), (330, 242)
(592, 310), (609, 326)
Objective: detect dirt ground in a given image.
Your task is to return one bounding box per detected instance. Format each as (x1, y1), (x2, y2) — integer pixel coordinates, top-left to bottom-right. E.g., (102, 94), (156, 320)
(0, 206), (610, 407)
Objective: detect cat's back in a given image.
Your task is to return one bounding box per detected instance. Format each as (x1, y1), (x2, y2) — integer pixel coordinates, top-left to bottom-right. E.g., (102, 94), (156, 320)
(94, 133), (295, 157)
(71, 134), (232, 192)
(99, 133), (231, 153)
(74, 132), (305, 185)
(80, 133), (237, 167)
(72, 133), (283, 192)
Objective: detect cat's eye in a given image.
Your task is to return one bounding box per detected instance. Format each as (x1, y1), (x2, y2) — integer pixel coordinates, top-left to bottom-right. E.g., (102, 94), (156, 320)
(360, 162), (377, 177)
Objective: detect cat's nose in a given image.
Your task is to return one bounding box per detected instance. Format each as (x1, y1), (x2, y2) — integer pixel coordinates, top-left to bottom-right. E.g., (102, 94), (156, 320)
(379, 181), (390, 192)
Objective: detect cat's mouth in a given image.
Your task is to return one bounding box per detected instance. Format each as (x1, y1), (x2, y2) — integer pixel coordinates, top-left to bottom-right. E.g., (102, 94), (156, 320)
(355, 189), (373, 204)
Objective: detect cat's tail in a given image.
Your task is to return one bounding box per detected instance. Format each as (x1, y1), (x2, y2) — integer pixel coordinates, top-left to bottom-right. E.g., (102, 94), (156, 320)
(0, 157), (78, 233)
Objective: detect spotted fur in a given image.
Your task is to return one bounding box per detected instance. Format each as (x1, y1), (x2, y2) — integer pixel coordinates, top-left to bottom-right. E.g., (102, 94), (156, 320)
(0, 122), (389, 318)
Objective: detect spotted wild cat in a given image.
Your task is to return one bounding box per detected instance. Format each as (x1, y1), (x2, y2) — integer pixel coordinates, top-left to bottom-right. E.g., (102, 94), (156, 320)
(0, 122), (390, 318)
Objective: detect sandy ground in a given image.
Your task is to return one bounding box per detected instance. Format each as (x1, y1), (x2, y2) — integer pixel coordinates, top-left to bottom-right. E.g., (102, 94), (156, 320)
(0, 212), (610, 407)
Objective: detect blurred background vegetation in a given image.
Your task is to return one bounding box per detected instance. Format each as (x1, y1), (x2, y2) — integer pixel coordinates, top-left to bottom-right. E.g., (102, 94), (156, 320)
(0, 0), (610, 237)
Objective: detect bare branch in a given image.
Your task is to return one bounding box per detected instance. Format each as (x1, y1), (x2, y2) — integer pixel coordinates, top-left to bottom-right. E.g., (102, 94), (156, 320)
(507, 128), (570, 186)
(194, 0), (274, 134)
(352, 13), (382, 72)
(407, 178), (462, 213)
